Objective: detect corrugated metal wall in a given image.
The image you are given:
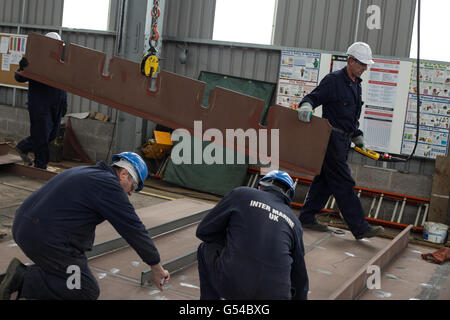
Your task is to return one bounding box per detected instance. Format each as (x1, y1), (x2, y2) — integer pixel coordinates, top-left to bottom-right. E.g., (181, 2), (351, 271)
(0, 0), (435, 175)
(0, 0), (120, 119)
(162, 41), (281, 83)
(273, 0), (416, 58)
(161, 0), (417, 57)
(163, 0), (216, 39)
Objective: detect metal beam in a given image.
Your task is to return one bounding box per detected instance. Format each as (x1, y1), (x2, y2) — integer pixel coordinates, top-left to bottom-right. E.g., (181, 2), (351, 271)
(0, 163), (58, 181)
(140, 249), (198, 286)
(19, 33), (332, 176)
(0, 209), (209, 283)
(87, 209), (209, 259)
(328, 225), (413, 300)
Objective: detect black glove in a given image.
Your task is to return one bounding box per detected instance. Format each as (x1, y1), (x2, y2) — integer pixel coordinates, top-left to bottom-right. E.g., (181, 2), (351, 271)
(18, 57), (29, 71)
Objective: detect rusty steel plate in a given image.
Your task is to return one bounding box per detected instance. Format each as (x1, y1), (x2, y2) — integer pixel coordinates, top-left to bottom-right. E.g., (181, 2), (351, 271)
(19, 33), (331, 176)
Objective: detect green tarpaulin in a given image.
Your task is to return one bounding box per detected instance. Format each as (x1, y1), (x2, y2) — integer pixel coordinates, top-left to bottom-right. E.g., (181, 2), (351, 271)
(162, 72), (276, 196)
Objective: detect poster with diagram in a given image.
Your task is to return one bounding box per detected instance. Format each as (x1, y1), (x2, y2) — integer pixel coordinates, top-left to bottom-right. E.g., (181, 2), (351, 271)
(401, 62), (450, 159)
(276, 50), (320, 110)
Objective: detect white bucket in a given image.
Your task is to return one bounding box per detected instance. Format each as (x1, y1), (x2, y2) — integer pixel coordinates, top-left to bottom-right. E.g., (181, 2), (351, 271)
(423, 222), (448, 244)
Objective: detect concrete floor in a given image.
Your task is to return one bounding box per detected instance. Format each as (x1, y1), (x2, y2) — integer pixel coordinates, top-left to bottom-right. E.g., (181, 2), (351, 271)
(0, 161), (448, 300)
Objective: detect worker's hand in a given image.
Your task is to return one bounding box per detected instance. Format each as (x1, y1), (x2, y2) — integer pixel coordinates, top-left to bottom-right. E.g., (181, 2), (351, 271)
(297, 103), (313, 122)
(18, 57), (29, 71)
(151, 263), (170, 291)
(352, 135), (365, 149)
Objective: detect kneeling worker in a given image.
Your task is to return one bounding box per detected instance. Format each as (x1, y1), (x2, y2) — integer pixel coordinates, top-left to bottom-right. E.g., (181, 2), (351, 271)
(0, 152), (170, 300)
(196, 170), (309, 300)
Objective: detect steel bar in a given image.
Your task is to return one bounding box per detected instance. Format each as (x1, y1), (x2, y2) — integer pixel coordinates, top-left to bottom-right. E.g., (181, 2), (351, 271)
(328, 225), (413, 300)
(397, 197), (407, 223)
(19, 33), (332, 176)
(0, 163), (58, 181)
(374, 193), (384, 219)
(390, 200), (399, 222)
(368, 197), (377, 218)
(87, 209), (210, 259)
(140, 250), (198, 286)
(414, 205), (422, 227)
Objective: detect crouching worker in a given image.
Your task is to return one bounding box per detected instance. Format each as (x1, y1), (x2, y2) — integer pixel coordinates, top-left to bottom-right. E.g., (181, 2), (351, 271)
(0, 152), (170, 300)
(196, 170), (309, 300)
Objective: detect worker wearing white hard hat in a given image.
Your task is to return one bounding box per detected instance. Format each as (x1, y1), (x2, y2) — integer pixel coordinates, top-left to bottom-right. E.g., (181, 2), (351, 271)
(296, 41), (384, 240)
(13, 31), (67, 170)
(45, 32), (62, 41)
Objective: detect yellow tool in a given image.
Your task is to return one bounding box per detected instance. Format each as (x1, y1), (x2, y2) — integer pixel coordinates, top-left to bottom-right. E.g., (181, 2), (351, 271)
(354, 147), (408, 162)
(141, 130), (173, 159)
(354, 146), (380, 160)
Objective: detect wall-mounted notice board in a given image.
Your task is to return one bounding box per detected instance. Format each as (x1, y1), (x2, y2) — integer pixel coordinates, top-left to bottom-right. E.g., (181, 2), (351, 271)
(0, 33), (28, 89)
(400, 62), (450, 159)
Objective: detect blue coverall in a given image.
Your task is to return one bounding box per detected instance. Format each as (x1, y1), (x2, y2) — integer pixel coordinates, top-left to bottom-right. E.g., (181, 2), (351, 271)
(12, 161), (161, 300)
(15, 73), (67, 169)
(299, 66), (370, 238)
(196, 186), (309, 300)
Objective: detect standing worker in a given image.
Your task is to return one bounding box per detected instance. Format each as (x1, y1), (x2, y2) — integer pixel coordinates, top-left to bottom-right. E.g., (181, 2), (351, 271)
(14, 32), (68, 170)
(0, 152), (170, 300)
(297, 42), (384, 240)
(196, 170), (309, 300)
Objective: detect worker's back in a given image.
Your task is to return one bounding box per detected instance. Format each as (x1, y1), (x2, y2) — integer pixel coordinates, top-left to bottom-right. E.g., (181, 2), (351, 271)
(12, 161), (131, 253)
(196, 186), (306, 299)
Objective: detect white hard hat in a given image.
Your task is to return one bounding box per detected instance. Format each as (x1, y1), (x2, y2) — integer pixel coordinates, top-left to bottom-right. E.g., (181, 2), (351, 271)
(346, 42), (374, 65)
(45, 32), (62, 41)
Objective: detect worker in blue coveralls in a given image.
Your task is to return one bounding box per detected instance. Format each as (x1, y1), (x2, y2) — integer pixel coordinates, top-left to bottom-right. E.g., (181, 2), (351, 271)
(196, 170), (309, 300)
(297, 42), (384, 240)
(14, 32), (67, 170)
(0, 152), (170, 300)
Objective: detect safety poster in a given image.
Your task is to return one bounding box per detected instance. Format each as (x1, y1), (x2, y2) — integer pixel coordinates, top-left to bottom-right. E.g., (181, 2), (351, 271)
(363, 58), (400, 152)
(276, 50), (321, 110)
(401, 62), (450, 159)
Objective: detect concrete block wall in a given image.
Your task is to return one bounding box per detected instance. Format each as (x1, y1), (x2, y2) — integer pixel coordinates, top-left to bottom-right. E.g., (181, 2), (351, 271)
(0, 104), (30, 141)
(0, 104), (115, 163)
(349, 163), (432, 199)
(67, 117), (115, 163)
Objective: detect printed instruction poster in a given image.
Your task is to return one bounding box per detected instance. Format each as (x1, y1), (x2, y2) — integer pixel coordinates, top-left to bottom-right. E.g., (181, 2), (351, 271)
(363, 58), (401, 152)
(362, 105), (394, 152)
(401, 62), (450, 159)
(0, 35), (27, 72)
(276, 50), (321, 110)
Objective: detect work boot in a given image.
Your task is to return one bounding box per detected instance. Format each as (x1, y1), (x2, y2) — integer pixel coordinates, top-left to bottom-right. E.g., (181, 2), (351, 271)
(355, 226), (384, 240)
(302, 220), (330, 232)
(15, 146), (32, 166)
(0, 258), (27, 300)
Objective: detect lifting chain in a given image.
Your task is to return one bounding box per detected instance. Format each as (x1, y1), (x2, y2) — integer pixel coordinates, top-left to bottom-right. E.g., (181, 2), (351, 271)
(141, 0), (160, 77)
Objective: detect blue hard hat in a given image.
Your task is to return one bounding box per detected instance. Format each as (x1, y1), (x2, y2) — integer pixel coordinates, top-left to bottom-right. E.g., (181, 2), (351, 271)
(257, 170), (295, 201)
(111, 152), (148, 192)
